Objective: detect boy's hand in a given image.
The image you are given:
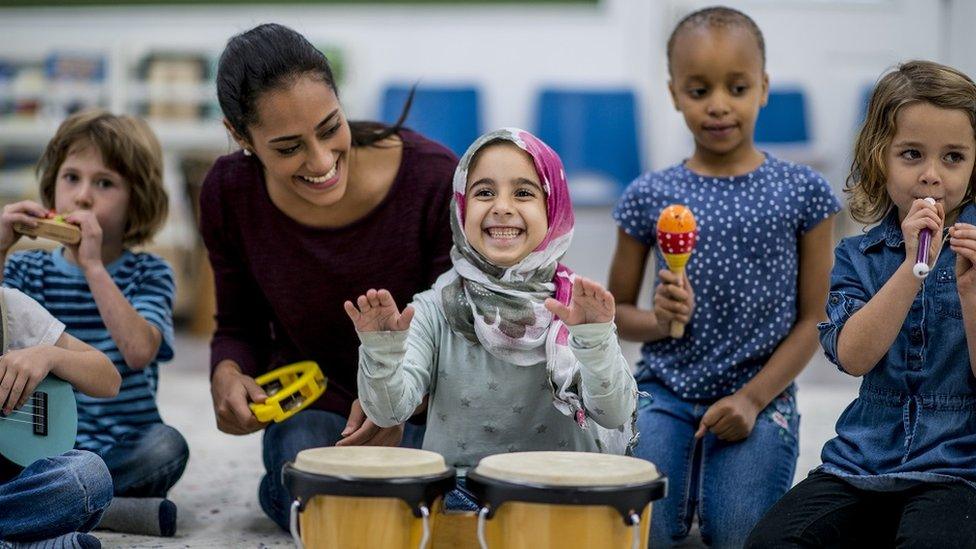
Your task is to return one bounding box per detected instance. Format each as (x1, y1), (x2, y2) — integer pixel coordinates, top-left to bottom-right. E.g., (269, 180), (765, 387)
(950, 223), (976, 297)
(653, 269), (694, 333)
(211, 361), (269, 435)
(344, 289), (414, 333)
(902, 198), (945, 268)
(0, 346), (56, 415)
(0, 200), (48, 255)
(64, 210), (104, 272)
(695, 391), (762, 442)
(545, 276), (615, 326)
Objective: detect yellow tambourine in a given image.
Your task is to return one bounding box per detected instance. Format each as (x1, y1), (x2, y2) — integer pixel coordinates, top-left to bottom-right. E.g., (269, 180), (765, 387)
(249, 361), (327, 423)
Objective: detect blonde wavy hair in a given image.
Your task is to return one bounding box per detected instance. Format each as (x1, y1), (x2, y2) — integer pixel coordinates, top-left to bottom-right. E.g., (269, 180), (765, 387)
(847, 60), (976, 224)
(36, 109), (168, 246)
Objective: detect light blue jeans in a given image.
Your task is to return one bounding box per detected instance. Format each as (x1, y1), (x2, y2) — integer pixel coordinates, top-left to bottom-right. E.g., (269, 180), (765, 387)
(635, 380), (800, 548)
(0, 450), (112, 542)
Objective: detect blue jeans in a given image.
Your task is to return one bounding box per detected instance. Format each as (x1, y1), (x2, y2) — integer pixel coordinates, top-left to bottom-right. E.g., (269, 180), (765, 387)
(635, 380), (799, 548)
(99, 423), (189, 497)
(259, 409), (425, 531)
(0, 450), (112, 542)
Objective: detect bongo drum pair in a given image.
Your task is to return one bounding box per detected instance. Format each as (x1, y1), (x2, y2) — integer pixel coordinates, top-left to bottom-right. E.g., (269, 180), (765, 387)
(284, 447), (666, 549)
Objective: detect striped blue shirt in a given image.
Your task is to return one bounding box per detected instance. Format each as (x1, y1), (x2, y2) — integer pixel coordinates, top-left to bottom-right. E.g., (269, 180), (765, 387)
(3, 248), (175, 455)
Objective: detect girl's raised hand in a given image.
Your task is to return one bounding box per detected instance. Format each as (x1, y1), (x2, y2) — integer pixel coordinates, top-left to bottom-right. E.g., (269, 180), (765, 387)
(950, 223), (976, 295)
(902, 198), (945, 267)
(0, 200), (48, 255)
(545, 276), (615, 326)
(344, 289), (415, 333)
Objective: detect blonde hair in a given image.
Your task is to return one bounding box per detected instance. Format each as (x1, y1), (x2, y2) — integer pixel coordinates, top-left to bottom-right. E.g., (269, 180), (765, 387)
(848, 60), (976, 224)
(36, 109), (168, 246)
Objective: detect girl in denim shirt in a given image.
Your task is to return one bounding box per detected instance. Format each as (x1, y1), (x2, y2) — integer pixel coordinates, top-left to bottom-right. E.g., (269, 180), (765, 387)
(748, 60), (976, 548)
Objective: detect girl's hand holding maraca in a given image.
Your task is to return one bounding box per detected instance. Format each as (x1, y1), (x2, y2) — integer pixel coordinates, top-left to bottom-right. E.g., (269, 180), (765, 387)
(344, 289), (415, 333)
(654, 269), (695, 334)
(656, 204), (698, 338)
(544, 276), (615, 326)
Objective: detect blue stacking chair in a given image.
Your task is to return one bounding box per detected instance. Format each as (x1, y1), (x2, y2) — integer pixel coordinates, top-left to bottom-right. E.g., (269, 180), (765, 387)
(535, 88), (642, 205)
(380, 84), (482, 157)
(754, 88), (810, 145)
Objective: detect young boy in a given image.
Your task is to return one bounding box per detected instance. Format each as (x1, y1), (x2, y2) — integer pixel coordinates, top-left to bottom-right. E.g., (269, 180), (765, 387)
(1, 111), (187, 537)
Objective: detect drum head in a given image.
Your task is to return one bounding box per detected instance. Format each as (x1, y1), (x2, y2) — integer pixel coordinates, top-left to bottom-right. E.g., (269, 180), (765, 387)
(293, 447), (448, 479)
(474, 451), (658, 487)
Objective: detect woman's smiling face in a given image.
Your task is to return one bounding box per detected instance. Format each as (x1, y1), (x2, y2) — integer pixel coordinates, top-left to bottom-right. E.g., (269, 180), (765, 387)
(243, 75), (353, 210)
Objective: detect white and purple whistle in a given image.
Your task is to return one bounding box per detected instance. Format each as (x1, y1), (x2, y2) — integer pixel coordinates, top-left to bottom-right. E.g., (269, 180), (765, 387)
(913, 197), (937, 279)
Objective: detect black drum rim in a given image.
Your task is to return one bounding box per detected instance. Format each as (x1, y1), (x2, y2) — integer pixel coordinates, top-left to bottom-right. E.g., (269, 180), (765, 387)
(466, 469), (668, 526)
(283, 463), (456, 518)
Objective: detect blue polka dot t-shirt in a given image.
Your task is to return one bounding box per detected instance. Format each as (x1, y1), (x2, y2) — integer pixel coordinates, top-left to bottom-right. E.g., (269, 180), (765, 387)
(613, 154), (840, 400)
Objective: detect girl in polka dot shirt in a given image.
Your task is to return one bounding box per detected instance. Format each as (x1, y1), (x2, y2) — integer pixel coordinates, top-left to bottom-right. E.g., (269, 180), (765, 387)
(607, 7), (840, 547)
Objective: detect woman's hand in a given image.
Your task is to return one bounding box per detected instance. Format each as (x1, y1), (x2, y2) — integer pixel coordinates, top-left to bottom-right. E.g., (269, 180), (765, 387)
(653, 269), (695, 333)
(545, 276), (615, 326)
(335, 399), (405, 447)
(344, 289), (414, 332)
(210, 361), (269, 435)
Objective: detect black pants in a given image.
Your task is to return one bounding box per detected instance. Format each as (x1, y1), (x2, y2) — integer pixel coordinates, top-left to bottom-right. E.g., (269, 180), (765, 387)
(745, 471), (976, 548)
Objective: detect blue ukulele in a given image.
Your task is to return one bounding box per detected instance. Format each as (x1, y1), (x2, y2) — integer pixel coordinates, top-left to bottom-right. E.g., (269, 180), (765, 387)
(0, 376), (78, 467)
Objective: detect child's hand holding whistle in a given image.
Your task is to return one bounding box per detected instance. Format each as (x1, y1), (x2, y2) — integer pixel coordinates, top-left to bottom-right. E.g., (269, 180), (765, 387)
(904, 197), (944, 279)
(0, 201), (54, 254)
(8, 206), (82, 246)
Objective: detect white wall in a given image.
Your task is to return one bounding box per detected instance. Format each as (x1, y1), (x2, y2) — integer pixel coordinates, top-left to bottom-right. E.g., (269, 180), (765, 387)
(0, 0), (960, 195)
(0, 0), (656, 156)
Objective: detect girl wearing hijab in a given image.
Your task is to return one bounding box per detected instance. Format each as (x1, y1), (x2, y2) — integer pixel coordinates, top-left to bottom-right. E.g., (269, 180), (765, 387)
(344, 128), (637, 504)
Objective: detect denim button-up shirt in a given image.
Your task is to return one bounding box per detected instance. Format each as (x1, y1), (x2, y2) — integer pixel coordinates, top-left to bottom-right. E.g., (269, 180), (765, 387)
(817, 203), (976, 490)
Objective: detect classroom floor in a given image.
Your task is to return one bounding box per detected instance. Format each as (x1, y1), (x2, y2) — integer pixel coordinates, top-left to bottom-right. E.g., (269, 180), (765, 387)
(96, 207), (861, 548)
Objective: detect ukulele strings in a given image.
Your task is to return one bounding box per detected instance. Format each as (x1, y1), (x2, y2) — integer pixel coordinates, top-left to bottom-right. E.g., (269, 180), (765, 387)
(0, 395), (46, 422)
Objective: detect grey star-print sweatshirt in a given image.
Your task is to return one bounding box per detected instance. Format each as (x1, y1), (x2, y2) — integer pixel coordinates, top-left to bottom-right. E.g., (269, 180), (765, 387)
(357, 289), (637, 471)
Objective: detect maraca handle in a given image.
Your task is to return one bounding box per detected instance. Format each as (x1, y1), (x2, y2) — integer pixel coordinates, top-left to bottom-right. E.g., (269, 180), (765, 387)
(668, 266), (688, 339)
(913, 228), (932, 279)
(670, 320), (686, 338)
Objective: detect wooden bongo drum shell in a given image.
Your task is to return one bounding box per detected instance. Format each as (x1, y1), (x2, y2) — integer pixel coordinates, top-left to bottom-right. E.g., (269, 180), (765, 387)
(284, 447), (455, 549)
(467, 451), (667, 549)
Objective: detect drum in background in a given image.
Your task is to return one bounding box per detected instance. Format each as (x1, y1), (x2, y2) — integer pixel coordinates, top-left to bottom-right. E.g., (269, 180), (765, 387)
(466, 451), (666, 549)
(284, 447), (455, 549)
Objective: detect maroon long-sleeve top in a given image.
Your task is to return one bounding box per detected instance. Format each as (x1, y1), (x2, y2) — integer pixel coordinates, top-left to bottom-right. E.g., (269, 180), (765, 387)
(199, 130), (457, 417)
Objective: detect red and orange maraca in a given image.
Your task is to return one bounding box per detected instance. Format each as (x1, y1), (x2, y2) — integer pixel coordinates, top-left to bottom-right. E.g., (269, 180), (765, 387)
(656, 204), (698, 338)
